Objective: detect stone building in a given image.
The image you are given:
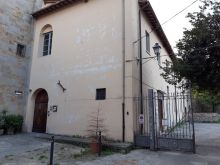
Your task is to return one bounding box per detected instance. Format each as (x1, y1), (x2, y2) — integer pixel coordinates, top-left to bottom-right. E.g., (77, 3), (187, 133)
(0, 0), (42, 115)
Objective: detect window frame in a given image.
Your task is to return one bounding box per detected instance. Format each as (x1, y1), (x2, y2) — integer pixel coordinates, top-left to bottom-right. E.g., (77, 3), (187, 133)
(16, 43), (26, 57)
(145, 31), (150, 55)
(96, 88), (106, 100)
(42, 31), (53, 56)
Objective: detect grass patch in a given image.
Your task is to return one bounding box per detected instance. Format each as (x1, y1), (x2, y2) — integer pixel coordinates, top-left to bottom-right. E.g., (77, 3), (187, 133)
(60, 146), (65, 150)
(72, 135), (85, 139)
(213, 118), (220, 123)
(101, 148), (117, 156)
(47, 163), (59, 165)
(72, 148), (90, 159)
(196, 118), (220, 123)
(38, 155), (48, 160)
(5, 155), (13, 158)
(72, 147), (118, 159)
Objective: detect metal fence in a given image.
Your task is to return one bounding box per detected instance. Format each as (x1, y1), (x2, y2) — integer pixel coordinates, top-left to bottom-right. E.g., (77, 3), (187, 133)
(134, 89), (196, 153)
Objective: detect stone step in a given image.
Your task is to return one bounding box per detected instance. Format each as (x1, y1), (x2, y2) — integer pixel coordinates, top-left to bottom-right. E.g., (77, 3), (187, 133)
(30, 133), (133, 153)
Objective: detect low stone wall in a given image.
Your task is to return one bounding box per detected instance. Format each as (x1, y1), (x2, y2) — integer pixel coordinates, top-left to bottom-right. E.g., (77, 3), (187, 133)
(194, 113), (219, 123)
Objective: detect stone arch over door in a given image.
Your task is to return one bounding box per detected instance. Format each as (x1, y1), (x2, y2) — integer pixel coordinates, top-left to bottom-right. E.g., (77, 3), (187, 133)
(32, 89), (49, 133)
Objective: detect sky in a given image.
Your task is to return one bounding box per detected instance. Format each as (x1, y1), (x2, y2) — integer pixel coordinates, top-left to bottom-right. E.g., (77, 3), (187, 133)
(149, 0), (202, 52)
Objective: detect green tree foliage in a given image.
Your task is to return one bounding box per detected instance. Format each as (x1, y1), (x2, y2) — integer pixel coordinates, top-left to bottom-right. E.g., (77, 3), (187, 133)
(193, 90), (220, 112)
(162, 0), (220, 93)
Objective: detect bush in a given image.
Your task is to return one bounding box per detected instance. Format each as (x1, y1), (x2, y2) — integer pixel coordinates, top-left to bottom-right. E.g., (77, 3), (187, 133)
(0, 110), (7, 130)
(0, 115), (5, 129)
(4, 115), (23, 133)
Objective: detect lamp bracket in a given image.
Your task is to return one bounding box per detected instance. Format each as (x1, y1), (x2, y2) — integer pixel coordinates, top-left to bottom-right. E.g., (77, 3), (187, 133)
(57, 80), (66, 92)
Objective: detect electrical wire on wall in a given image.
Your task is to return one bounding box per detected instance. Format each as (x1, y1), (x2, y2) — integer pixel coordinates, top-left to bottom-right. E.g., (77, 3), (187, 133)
(133, 0), (200, 44)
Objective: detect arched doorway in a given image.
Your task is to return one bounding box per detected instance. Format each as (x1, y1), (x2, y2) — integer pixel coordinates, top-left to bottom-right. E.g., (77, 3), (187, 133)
(32, 90), (48, 133)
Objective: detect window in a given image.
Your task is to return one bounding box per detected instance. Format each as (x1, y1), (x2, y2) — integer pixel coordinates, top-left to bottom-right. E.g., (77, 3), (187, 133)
(43, 31), (53, 56)
(146, 31), (150, 54)
(16, 44), (26, 57)
(96, 88), (106, 100)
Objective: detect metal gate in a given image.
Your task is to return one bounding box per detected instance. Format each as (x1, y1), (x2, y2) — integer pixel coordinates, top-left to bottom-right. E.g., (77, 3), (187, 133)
(134, 89), (196, 153)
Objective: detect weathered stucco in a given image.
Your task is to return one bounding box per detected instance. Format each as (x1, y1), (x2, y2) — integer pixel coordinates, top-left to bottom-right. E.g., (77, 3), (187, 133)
(25, 0), (176, 142)
(0, 0), (42, 115)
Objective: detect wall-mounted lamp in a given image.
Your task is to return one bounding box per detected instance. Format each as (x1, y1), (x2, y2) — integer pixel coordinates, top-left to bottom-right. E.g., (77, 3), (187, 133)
(153, 43), (161, 65)
(15, 91), (23, 96)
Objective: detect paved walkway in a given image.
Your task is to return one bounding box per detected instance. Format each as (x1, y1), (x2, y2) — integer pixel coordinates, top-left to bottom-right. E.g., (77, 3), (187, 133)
(0, 134), (50, 159)
(0, 123), (219, 165)
(79, 123), (220, 165)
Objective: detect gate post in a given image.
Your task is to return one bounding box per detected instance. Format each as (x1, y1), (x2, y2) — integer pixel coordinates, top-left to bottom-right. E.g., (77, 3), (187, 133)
(189, 83), (196, 153)
(148, 89), (156, 151)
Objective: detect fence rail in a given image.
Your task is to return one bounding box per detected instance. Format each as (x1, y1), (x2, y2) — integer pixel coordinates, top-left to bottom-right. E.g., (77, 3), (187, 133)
(134, 89), (196, 153)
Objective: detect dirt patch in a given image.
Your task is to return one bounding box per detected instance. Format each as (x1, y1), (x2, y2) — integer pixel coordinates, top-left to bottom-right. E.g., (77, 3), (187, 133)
(0, 143), (97, 165)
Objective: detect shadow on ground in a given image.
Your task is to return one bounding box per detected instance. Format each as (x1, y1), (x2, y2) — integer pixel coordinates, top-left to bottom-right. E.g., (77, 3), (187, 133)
(0, 123), (220, 165)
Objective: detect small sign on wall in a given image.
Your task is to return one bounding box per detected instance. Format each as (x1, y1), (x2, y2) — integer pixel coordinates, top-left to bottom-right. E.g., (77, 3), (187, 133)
(139, 114), (144, 124)
(162, 119), (168, 126)
(50, 105), (58, 112)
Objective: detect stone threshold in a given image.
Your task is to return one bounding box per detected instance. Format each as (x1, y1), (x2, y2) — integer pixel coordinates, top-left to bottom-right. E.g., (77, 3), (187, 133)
(30, 133), (133, 153)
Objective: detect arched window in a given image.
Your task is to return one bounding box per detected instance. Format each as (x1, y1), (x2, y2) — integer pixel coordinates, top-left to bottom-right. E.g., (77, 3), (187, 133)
(40, 24), (53, 56)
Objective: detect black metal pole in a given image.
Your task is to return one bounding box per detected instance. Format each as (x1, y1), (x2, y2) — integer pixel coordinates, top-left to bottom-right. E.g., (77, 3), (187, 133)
(137, 3), (150, 135)
(189, 83), (196, 153)
(122, 0), (126, 143)
(122, 103), (125, 142)
(174, 85), (178, 124)
(50, 136), (55, 165)
(139, 9), (143, 135)
(98, 131), (102, 156)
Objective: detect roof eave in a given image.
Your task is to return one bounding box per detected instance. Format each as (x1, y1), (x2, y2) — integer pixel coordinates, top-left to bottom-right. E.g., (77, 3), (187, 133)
(139, 0), (175, 60)
(32, 0), (87, 19)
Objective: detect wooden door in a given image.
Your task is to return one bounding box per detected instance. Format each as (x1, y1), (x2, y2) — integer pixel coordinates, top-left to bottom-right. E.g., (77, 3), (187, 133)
(32, 90), (48, 133)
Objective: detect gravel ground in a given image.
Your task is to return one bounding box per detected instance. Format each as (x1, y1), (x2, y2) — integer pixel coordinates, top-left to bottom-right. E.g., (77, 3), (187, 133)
(0, 142), (90, 165)
(0, 123), (220, 165)
(0, 134), (97, 165)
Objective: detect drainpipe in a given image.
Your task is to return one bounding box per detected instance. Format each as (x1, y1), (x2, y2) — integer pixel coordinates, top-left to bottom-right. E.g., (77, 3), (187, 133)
(138, 9), (144, 135)
(138, 2), (149, 135)
(122, 0), (126, 142)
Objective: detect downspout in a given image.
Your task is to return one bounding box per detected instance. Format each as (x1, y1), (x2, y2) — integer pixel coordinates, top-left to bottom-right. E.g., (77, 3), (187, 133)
(138, 2), (150, 135)
(138, 9), (144, 135)
(122, 0), (126, 142)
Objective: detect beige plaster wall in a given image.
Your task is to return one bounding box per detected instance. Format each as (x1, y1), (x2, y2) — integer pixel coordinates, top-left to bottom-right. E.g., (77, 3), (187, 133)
(126, 1), (177, 134)
(26, 0), (129, 141)
(25, 0), (176, 142)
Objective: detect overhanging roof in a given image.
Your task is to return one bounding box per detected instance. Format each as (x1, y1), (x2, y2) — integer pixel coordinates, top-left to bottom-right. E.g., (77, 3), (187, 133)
(139, 0), (175, 59)
(32, 0), (175, 59)
(44, 0), (60, 4)
(32, 0), (87, 18)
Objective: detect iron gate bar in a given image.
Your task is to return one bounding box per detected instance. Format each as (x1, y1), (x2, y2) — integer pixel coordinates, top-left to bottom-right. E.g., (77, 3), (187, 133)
(134, 89), (196, 153)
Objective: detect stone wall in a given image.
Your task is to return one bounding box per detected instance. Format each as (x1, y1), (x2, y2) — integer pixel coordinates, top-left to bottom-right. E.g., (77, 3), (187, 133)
(0, 0), (42, 115)
(194, 113), (219, 123)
